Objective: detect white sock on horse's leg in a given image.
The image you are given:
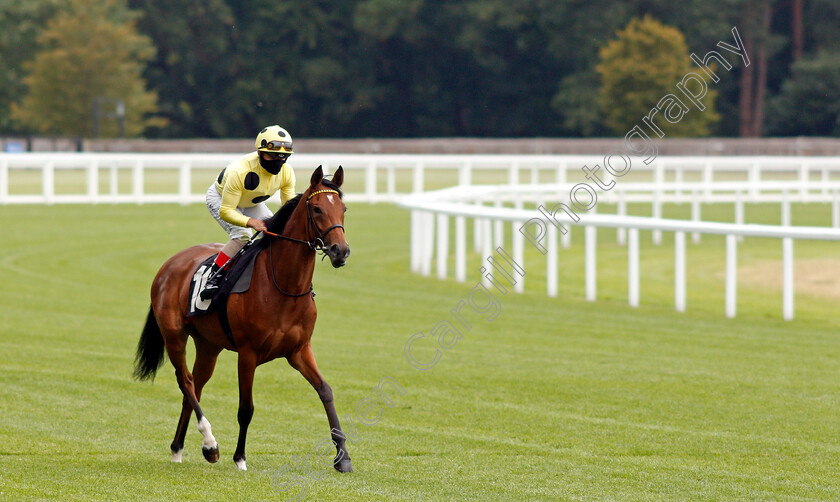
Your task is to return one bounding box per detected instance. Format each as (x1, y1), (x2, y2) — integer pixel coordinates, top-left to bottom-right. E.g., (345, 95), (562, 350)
(196, 416), (217, 449)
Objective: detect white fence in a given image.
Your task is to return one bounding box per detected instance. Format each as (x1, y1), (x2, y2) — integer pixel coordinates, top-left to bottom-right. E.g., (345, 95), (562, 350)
(3, 153), (840, 205)
(4, 152), (838, 319)
(397, 184), (840, 321)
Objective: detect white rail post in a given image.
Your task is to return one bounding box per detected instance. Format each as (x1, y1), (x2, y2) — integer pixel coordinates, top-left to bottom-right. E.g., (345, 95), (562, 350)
(832, 188), (839, 229)
(43, 162), (55, 205)
(420, 212), (435, 277)
(703, 161), (713, 199)
(556, 161), (567, 186)
(412, 161), (424, 193)
(782, 190), (791, 227)
(735, 190), (744, 243)
(87, 161), (99, 203)
(0, 158), (7, 204)
(513, 220), (524, 293)
(365, 161), (376, 202)
(109, 164), (118, 200)
(455, 216), (466, 283)
(651, 175), (662, 246)
(410, 210), (420, 273)
(436, 213), (449, 280)
(459, 161), (472, 187)
(508, 161), (519, 186)
(749, 161), (760, 199)
(821, 167), (829, 198)
(493, 200), (504, 249)
(628, 228), (639, 307)
(675, 231), (686, 312)
(782, 237), (794, 321)
(547, 224), (558, 297)
(691, 193), (701, 244)
(799, 162), (808, 199)
(725, 234), (737, 318)
(178, 162), (191, 206)
(675, 162), (683, 198)
(617, 192), (627, 245)
(559, 196), (571, 249)
(585, 225), (597, 301)
(481, 218), (493, 288)
(132, 160), (144, 204)
(561, 225), (571, 250)
(387, 166), (396, 200)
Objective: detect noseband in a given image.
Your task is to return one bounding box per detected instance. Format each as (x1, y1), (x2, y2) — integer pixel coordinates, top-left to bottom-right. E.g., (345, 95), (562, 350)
(263, 188), (344, 298)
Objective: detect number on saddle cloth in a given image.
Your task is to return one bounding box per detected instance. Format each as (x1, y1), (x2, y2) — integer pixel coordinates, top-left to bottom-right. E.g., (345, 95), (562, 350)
(187, 238), (266, 317)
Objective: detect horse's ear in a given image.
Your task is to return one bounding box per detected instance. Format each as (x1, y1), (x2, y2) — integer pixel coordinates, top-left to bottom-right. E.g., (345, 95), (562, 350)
(310, 165), (324, 187)
(332, 166), (344, 188)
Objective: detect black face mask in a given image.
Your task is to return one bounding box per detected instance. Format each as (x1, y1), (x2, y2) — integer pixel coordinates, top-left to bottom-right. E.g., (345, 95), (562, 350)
(259, 156), (284, 175)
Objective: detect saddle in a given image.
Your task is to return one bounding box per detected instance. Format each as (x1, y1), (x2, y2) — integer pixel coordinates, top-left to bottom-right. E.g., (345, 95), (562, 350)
(187, 238), (266, 317)
(187, 236), (272, 349)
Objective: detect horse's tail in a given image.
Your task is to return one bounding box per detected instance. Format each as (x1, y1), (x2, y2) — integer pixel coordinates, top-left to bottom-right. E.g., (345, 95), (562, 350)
(133, 306), (166, 381)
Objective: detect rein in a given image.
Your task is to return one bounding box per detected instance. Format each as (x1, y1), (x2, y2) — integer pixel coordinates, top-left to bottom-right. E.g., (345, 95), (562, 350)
(262, 188), (343, 297)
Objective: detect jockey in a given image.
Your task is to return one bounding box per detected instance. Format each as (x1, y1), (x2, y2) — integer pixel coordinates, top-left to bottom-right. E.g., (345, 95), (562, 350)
(200, 125), (297, 300)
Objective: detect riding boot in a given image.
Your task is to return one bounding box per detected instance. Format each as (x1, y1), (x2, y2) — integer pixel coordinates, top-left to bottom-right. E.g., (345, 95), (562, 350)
(200, 263), (225, 300)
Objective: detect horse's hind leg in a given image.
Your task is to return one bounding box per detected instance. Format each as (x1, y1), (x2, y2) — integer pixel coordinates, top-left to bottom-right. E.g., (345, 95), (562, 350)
(288, 343), (353, 473)
(170, 336), (223, 462)
(162, 328), (220, 463)
(232, 350), (257, 471)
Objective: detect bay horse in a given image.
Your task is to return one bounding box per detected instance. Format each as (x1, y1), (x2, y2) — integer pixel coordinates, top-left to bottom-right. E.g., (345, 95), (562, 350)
(133, 165), (352, 472)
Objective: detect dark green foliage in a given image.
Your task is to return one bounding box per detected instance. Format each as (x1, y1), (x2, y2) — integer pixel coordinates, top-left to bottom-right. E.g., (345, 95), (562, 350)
(4, 0), (840, 137)
(0, 0), (67, 133)
(766, 52), (840, 136)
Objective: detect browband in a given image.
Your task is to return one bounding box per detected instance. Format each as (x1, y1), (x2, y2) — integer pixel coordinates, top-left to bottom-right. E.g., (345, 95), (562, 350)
(308, 189), (340, 200)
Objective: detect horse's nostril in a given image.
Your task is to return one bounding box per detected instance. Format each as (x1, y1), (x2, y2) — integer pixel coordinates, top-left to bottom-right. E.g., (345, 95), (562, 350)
(330, 244), (340, 255)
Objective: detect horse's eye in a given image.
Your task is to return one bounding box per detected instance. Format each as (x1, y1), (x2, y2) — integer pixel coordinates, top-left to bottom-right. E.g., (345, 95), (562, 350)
(313, 206), (322, 214)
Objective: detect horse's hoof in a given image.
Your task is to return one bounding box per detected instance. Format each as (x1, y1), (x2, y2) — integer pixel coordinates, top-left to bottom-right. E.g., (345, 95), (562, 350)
(234, 454), (247, 471)
(171, 448), (184, 463)
(202, 446), (220, 463)
(334, 458), (353, 473)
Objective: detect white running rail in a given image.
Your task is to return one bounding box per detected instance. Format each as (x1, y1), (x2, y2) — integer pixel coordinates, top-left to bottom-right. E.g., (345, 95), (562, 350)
(397, 184), (840, 321)
(2, 153), (840, 205)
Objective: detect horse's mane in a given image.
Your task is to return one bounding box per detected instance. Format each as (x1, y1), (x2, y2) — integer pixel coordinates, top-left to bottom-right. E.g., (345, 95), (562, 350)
(262, 178), (343, 236)
(264, 194), (302, 235)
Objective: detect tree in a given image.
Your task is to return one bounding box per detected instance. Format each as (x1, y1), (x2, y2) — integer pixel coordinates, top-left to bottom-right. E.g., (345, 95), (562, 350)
(596, 15), (719, 137)
(551, 71), (604, 137)
(0, 0), (66, 133)
(128, 0), (238, 137)
(12, 0), (164, 137)
(765, 52), (840, 136)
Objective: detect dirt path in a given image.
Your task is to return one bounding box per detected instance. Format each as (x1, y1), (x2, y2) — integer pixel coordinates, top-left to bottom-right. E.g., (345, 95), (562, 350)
(737, 258), (840, 300)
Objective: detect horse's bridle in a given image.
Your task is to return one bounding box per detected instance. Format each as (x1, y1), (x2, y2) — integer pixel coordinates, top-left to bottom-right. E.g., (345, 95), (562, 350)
(264, 188), (344, 297)
(303, 189), (345, 251)
(265, 188), (344, 252)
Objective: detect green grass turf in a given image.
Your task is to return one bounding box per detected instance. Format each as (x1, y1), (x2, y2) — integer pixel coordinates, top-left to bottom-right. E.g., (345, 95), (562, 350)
(0, 200), (838, 501)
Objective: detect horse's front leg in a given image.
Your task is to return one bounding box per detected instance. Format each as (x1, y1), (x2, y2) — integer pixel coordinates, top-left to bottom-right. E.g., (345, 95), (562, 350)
(233, 350), (257, 471)
(288, 343), (353, 472)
